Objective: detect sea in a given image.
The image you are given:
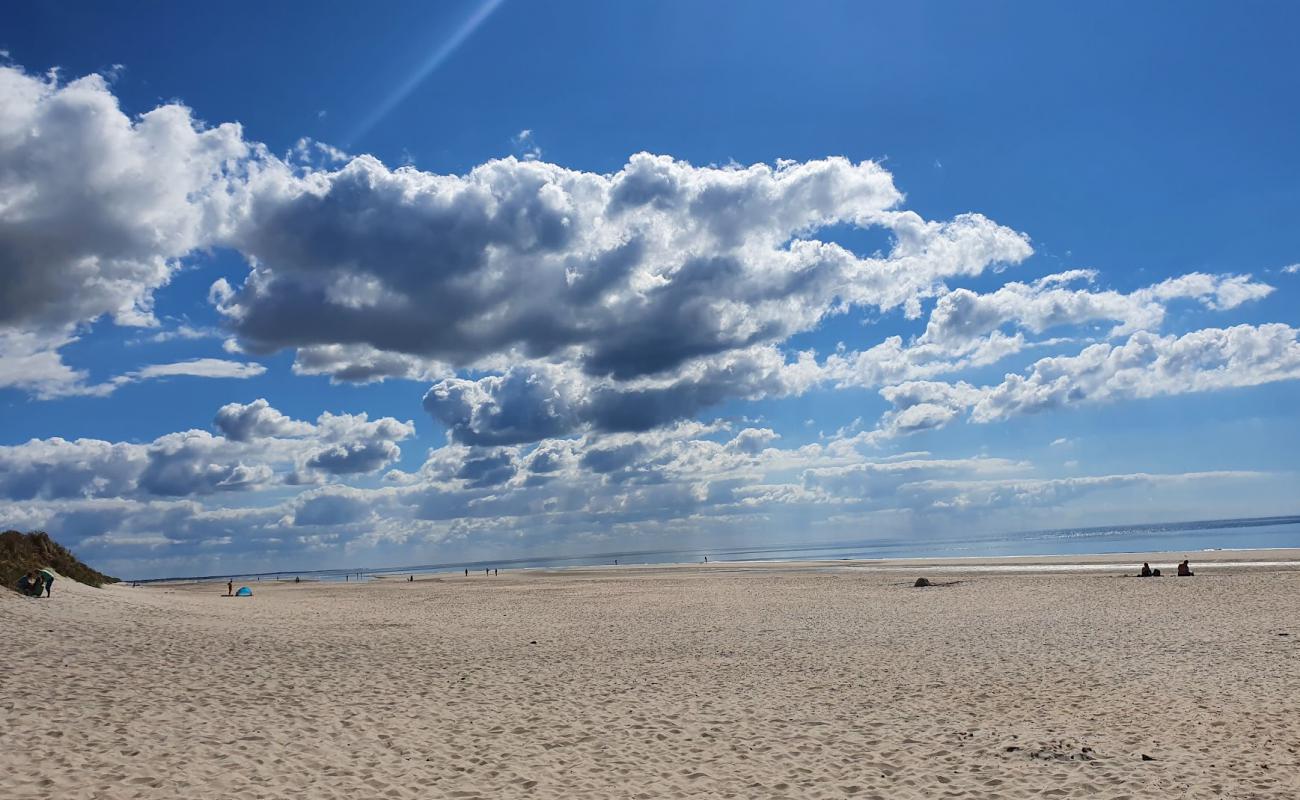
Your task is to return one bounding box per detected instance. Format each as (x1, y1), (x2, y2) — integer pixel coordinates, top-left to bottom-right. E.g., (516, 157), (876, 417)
(149, 514), (1300, 584)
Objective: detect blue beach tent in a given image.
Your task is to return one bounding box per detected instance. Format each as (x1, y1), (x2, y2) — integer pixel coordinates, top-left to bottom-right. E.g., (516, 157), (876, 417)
(235, 586), (253, 597)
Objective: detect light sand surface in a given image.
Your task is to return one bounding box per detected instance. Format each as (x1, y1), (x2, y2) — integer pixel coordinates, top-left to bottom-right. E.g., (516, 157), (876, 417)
(3, 551), (1299, 799)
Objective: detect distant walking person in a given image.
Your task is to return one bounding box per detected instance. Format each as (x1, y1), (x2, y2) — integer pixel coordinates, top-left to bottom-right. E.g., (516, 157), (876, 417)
(1177, 559), (1194, 577)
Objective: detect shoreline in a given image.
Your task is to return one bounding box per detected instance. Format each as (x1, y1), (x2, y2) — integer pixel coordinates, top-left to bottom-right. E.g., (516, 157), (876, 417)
(143, 546), (1300, 586)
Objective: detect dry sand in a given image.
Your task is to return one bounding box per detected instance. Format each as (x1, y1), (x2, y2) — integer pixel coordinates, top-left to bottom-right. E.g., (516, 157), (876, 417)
(3, 551), (1299, 799)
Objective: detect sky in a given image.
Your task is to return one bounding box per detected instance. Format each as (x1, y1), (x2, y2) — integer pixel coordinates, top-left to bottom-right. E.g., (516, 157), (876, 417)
(1, 1), (1298, 579)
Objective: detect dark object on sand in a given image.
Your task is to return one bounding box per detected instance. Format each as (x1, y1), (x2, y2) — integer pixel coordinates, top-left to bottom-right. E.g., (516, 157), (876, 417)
(914, 577), (932, 587)
(17, 572), (41, 596)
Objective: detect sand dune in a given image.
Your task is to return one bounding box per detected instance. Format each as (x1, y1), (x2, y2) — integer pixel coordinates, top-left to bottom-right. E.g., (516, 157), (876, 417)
(3, 553), (1299, 798)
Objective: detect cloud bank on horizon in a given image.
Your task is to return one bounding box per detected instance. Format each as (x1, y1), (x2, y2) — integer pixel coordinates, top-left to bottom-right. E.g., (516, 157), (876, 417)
(1, 63), (1297, 577)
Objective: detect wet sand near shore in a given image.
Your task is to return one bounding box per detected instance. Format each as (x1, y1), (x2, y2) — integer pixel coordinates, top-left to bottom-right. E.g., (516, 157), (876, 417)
(4, 550), (1298, 799)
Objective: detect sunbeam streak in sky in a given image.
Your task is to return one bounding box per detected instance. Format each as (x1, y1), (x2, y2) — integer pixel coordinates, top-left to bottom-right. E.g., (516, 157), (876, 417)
(348, 0), (507, 147)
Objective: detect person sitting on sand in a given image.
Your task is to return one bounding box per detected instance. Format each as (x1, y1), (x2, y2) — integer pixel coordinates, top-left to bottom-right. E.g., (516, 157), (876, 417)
(1139, 562), (1152, 577)
(1177, 559), (1194, 577)
(17, 572), (38, 596)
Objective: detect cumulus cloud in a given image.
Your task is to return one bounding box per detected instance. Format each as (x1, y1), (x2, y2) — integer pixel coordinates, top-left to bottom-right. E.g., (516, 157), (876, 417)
(214, 398), (314, 441)
(137, 431), (274, 496)
(0, 437), (144, 500)
(422, 347), (823, 445)
(918, 271), (1271, 347)
(289, 485), (380, 527)
(290, 344), (450, 383)
(6, 61), (1281, 447)
(970, 323), (1300, 422)
(2, 405), (1287, 575)
(305, 412), (416, 476)
(418, 267), (1275, 446)
(212, 152), (1029, 383)
(0, 400), (414, 500)
(0, 66), (249, 332)
(872, 324), (1300, 435)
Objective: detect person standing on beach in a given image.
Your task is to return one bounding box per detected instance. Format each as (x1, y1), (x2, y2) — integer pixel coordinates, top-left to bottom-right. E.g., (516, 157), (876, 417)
(41, 571), (52, 597)
(226, 580), (233, 597)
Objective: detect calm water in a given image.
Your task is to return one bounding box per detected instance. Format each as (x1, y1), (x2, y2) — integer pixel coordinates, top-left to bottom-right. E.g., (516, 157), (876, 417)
(159, 514), (1300, 584)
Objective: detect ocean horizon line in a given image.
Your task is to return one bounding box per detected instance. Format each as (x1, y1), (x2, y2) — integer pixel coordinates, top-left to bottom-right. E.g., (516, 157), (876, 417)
(134, 512), (1300, 584)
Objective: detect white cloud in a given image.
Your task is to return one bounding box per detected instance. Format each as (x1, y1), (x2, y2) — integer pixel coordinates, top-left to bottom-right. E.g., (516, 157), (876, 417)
(1283, 263), (1300, 274)
(871, 324), (1300, 436)
(0, 400), (414, 500)
(5, 408), (1284, 577)
(903, 470), (1265, 510)
(142, 323), (219, 343)
(0, 66), (249, 332)
(125, 358), (267, 381)
(5, 61), (1283, 448)
(290, 344), (450, 384)
(511, 128), (541, 160)
(971, 323), (1300, 422)
(918, 271), (1271, 348)
(0, 331), (112, 399)
(214, 398), (314, 441)
(214, 151), (1030, 388)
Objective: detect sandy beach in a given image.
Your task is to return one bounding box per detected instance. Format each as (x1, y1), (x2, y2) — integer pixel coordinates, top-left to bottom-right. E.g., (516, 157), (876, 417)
(4, 551), (1299, 799)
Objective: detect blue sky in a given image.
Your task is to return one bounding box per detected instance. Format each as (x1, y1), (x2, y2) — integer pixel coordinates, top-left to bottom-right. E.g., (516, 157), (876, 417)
(2, 1), (1298, 578)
